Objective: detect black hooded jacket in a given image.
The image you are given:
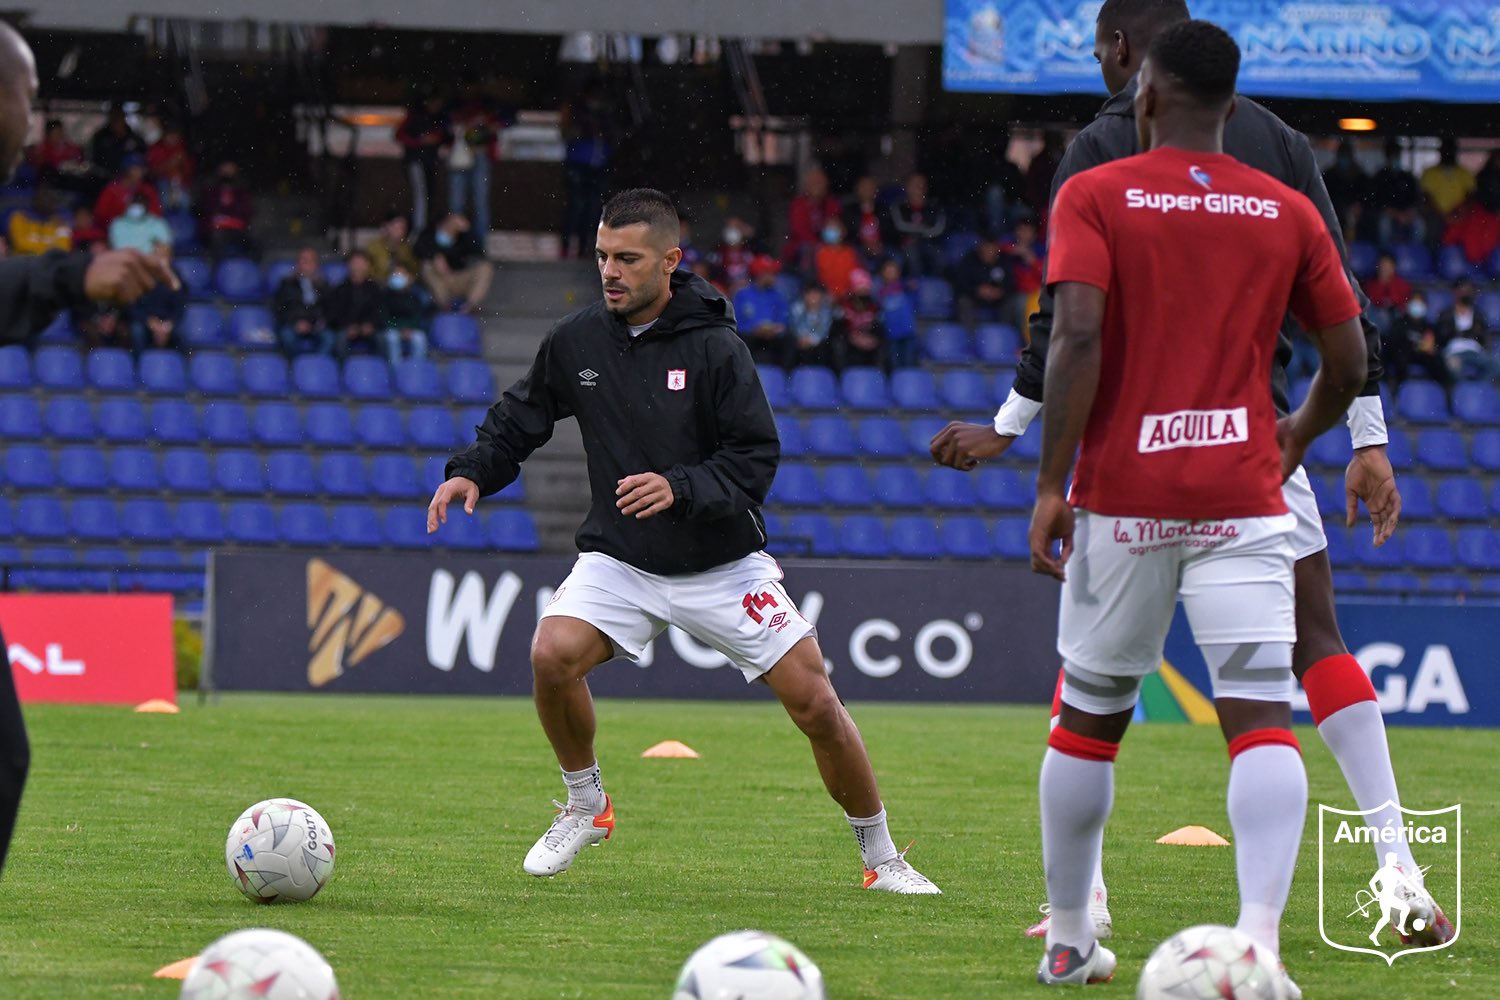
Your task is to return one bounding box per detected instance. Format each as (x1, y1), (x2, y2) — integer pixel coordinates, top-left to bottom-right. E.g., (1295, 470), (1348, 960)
(447, 271), (778, 576)
(1018, 79), (1384, 417)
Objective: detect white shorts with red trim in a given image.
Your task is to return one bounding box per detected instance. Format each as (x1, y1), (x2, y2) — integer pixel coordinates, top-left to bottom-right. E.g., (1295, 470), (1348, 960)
(541, 550), (815, 682)
(1283, 465), (1328, 561)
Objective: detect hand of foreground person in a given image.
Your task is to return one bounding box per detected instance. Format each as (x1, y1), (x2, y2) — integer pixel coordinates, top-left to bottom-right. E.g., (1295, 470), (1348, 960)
(83, 249), (179, 303)
(1029, 492), (1074, 582)
(1346, 446), (1402, 547)
(929, 421), (1013, 471)
(617, 472), (674, 519)
(427, 476), (480, 533)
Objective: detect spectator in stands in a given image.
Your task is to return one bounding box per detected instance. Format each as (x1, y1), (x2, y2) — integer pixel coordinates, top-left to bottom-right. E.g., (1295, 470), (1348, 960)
(785, 165), (843, 276)
(711, 216), (757, 293)
(1422, 136), (1476, 223)
(108, 194), (171, 253)
(1321, 140), (1367, 241)
(29, 119), (83, 183)
(559, 78), (615, 259)
(981, 142), (1029, 234)
(1475, 150), (1500, 213)
(855, 229), (889, 276)
(836, 268), (884, 370)
(1024, 130), (1066, 216)
(954, 236), (1009, 326)
(1001, 217), (1044, 334)
(364, 211), (419, 283)
(1369, 138), (1425, 248)
(382, 262), (432, 365)
(273, 246), (333, 358)
(1362, 251), (1412, 337)
(70, 204), (106, 247)
(327, 250), (388, 359)
(129, 240), (187, 356)
(88, 103), (146, 179)
(1384, 292), (1453, 410)
(415, 212), (493, 315)
(447, 78), (503, 242)
(72, 243), (130, 350)
(732, 254), (794, 370)
(8, 182), (71, 255)
(94, 154), (160, 229)
(843, 175), (886, 254)
(876, 258), (917, 371)
(197, 160), (256, 260)
(789, 284), (834, 369)
(146, 121), (195, 213)
(888, 172), (946, 277)
(1440, 279), (1500, 383)
(396, 91), (450, 234)
(1442, 197), (1500, 266)
(814, 217), (859, 301)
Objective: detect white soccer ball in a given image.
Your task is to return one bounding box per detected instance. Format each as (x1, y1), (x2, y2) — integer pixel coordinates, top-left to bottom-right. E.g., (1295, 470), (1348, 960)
(225, 798), (335, 902)
(180, 928), (338, 999)
(673, 930), (825, 1000)
(1137, 924), (1286, 1000)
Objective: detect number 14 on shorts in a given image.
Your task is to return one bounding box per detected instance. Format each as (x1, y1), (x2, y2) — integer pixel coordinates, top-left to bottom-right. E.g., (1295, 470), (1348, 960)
(743, 590), (795, 633)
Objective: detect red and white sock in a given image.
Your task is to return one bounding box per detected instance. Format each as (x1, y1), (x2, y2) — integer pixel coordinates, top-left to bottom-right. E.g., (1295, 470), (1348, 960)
(1227, 729), (1307, 958)
(1304, 654), (1419, 876)
(1049, 668), (1108, 900)
(1041, 727), (1117, 952)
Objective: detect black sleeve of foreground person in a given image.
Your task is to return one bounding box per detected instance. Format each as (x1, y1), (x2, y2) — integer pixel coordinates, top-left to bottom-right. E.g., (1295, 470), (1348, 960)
(663, 334), (779, 521)
(0, 626), (27, 876)
(0, 252), (92, 343)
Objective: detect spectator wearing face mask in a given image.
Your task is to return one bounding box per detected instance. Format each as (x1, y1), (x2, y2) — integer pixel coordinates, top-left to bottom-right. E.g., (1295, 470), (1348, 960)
(1440, 280), (1499, 384)
(711, 217), (756, 293)
(875, 257), (917, 371)
(414, 213), (492, 315)
(789, 285), (834, 370)
(198, 161), (256, 260)
(108, 195), (171, 253)
(1383, 292), (1452, 410)
(843, 175), (887, 253)
(836, 268), (885, 371)
(146, 122), (196, 213)
(814, 218), (859, 301)
(1361, 253), (1412, 337)
(732, 254), (794, 370)
(94, 155), (160, 229)
(785, 165), (843, 277)
(383, 263), (433, 365)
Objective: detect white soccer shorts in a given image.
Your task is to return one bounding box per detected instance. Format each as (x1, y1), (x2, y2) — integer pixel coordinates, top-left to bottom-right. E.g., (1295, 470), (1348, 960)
(540, 550), (816, 682)
(1283, 465), (1328, 561)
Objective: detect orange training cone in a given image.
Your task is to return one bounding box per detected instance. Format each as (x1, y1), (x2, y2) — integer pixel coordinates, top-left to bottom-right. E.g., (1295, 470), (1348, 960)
(153, 957), (197, 979)
(1156, 825), (1231, 846)
(641, 740), (700, 758)
(134, 699), (179, 714)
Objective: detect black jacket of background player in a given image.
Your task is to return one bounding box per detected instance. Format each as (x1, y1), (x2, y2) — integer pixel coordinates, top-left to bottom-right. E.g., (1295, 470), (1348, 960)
(447, 270), (778, 576)
(1017, 78), (1384, 416)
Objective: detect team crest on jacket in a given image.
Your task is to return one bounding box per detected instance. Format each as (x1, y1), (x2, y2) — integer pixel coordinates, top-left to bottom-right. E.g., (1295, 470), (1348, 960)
(667, 369), (687, 391)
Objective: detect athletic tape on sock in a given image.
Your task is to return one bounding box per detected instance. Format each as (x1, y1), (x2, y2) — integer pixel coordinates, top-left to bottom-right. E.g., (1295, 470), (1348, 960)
(1302, 653), (1377, 726)
(1047, 726), (1120, 763)
(1227, 727), (1301, 760)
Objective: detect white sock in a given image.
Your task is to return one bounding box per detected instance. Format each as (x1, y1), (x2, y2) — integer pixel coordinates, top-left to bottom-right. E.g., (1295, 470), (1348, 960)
(847, 808), (898, 868)
(1051, 708), (1108, 901)
(1040, 748), (1113, 951)
(1318, 701), (1419, 876)
(561, 762), (605, 813)
(1228, 744), (1307, 958)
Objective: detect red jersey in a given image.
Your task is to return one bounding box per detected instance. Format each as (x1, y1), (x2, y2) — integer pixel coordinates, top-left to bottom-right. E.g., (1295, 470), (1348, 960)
(1047, 146), (1360, 520)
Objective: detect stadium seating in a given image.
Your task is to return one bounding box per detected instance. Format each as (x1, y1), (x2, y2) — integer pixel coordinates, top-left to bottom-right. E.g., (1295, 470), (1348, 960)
(162, 449), (214, 493)
(975, 467), (1031, 510)
(46, 397), (96, 440)
(940, 371), (991, 412)
(332, 504), (383, 548)
(216, 450), (267, 495)
(344, 356), (392, 399)
(357, 404), (406, 449)
(941, 516), (992, 559)
(407, 407), (458, 450)
(227, 306), (276, 349)
(280, 504), (333, 546)
(121, 499), (175, 543)
(891, 369), (941, 410)
(1437, 477), (1487, 521)
(804, 415), (856, 457)
(57, 446), (108, 491)
(384, 507), (433, 549)
(823, 463), (873, 506)
(993, 518), (1031, 560)
(758, 366), (790, 409)
(110, 448), (160, 491)
(840, 515), (890, 558)
(915, 278), (954, 320)
(35, 347), (84, 390)
(1396, 381), (1449, 424)
(202, 401), (253, 445)
(395, 360), (444, 401)
(267, 452), (318, 497)
(841, 368), (890, 411)
(177, 501), (227, 544)
(181, 304), (225, 348)
(431, 314), (482, 356)
(775, 415), (806, 456)
(770, 464), (822, 507)
(1456, 384), (1500, 424)
(291, 355), (341, 398)
(0, 396), (41, 438)
(975, 323), (1023, 364)
(370, 455), (421, 499)
(1416, 430), (1468, 472)
(890, 516), (941, 558)
(926, 467), (979, 509)
(319, 454), (369, 498)
(448, 359), (496, 402)
(252, 402), (302, 446)
(6, 444), (54, 489)
(0, 345), (28, 388)
(98, 398), (148, 442)
(190, 352), (240, 396)
(906, 417), (947, 457)
(791, 367), (839, 410)
(1404, 527), (1455, 569)
(139, 350), (188, 394)
(87, 349), (135, 392)
(871, 466), (925, 509)
(215, 258), (264, 301)
(488, 510), (540, 551)
(306, 403), (356, 447)
(922, 323), (971, 363)
(1476, 430), (1500, 472)
(242, 354), (291, 397)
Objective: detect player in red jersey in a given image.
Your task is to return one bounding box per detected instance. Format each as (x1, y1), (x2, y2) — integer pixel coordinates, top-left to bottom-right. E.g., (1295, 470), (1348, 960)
(1027, 22), (1368, 989)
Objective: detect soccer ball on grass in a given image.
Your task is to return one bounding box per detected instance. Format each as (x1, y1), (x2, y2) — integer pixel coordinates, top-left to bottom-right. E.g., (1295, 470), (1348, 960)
(224, 798), (335, 902)
(179, 927), (338, 999)
(1137, 924), (1286, 999)
(673, 929), (825, 999)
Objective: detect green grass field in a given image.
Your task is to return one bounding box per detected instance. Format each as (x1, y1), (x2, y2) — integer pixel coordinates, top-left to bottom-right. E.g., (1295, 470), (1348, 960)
(0, 694), (1491, 999)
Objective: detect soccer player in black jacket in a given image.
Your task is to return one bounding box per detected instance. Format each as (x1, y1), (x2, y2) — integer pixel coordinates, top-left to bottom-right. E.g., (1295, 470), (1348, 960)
(930, 0), (1448, 954)
(429, 189), (938, 893)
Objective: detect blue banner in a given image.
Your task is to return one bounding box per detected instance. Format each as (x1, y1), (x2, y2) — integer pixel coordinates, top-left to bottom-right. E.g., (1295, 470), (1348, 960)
(944, 1), (1500, 102)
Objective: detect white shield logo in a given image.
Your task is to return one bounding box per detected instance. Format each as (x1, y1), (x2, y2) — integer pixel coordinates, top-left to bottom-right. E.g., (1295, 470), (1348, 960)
(667, 369), (687, 391)
(1317, 800), (1460, 964)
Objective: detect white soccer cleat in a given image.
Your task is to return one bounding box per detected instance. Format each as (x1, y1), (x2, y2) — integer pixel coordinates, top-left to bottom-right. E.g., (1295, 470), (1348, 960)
(1393, 867), (1455, 947)
(1280, 965), (1302, 1000)
(1024, 889), (1113, 939)
(523, 795), (614, 877)
(863, 845), (941, 894)
(1036, 941), (1117, 986)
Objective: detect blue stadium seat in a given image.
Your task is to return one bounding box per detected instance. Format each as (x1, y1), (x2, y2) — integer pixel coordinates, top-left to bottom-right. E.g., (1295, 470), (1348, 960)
(922, 323), (972, 363)
(448, 359), (496, 403)
(1309, 473), (1344, 518)
(394, 360), (444, 402)
(357, 404), (406, 448)
(974, 323), (1023, 364)
(291, 355), (341, 398)
(344, 356), (392, 399)
(1455, 383), (1500, 425)
(840, 515), (890, 558)
(943, 231), (981, 269)
(867, 466), (921, 509)
(823, 464), (873, 507)
(840, 368), (890, 411)
(82, 548), (131, 569)
(181, 304), (225, 348)
(1322, 524), (1353, 566)
(45, 397), (96, 440)
(166, 212), (198, 252)
(34, 347), (84, 390)
(266, 451), (318, 497)
(57, 446), (108, 491)
(260, 260), (292, 289)
(890, 369), (941, 411)
(98, 398), (148, 443)
(0, 499), (13, 536)
(1457, 528), (1500, 571)
(215, 258), (264, 301)
(890, 516), (941, 558)
(407, 406), (457, 450)
(109, 447), (159, 491)
(1352, 529), (1404, 569)
(1437, 244), (1472, 282)
(1384, 427), (1415, 471)
(24, 544), (75, 565)
(321, 261), (349, 287)
(773, 273), (802, 304)
(242, 354), (290, 397)
(456, 407), (487, 441)
(319, 453), (369, 498)
(976, 467), (1031, 510)
(804, 415), (856, 457)
(176, 500), (226, 544)
(1009, 422), (1043, 461)
(175, 257), (211, 298)
(1392, 243), (1430, 279)
(769, 464), (822, 507)
(915, 278), (954, 320)
(942, 516), (992, 560)
(1423, 574), (1471, 596)
(778, 514), (836, 557)
(906, 416), (948, 457)
(420, 456), (451, 495)
(252, 401), (302, 446)
(775, 415), (806, 456)
(138, 350), (187, 395)
(5, 444), (54, 488)
(225, 500), (279, 548)
(993, 517), (1031, 560)
(1287, 377), (1312, 409)
(926, 467), (979, 509)
(1478, 291), (1500, 329)
(856, 416), (907, 457)
(330, 504), (382, 548)
(305, 403), (356, 447)
(0, 396), (40, 439)
(1306, 429), (1353, 468)
(1492, 482), (1500, 519)
(121, 499), (175, 542)
(488, 509), (540, 552)
(790, 366), (839, 409)
(1396, 381), (1450, 424)
(87, 348), (135, 392)
(757, 366), (789, 410)
(1346, 241), (1377, 280)
(202, 401), (252, 444)
(431, 314), (482, 356)
(0, 344), (29, 389)
(370, 454), (421, 500)
(499, 474), (526, 504)
(162, 449), (214, 494)
(227, 306), (276, 350)
(1416, 429), (1467, 471)
(215, 450), (266, 495)
(1400, 476), (1435, 520)
(384, 507), (434, 550)
(279, 504), (332, 546)
(1404, 527), (1455, 569)
(1425, 287), (1454, 316)
(35, 312), (74, 343)
(1371, 572), (1422, 595)
(190, 352), (240, 396)
(940, 371), (991, 412)
(1437, 477), (1487, 521)
(438, 510), (490, 551)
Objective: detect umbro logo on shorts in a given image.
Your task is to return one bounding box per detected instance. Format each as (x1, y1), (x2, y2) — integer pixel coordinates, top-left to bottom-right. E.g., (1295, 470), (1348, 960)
(578, 369), (600, 387)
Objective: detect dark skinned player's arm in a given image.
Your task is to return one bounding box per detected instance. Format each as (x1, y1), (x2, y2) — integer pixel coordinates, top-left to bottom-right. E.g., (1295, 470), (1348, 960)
(1037, 282), (1106, 497)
